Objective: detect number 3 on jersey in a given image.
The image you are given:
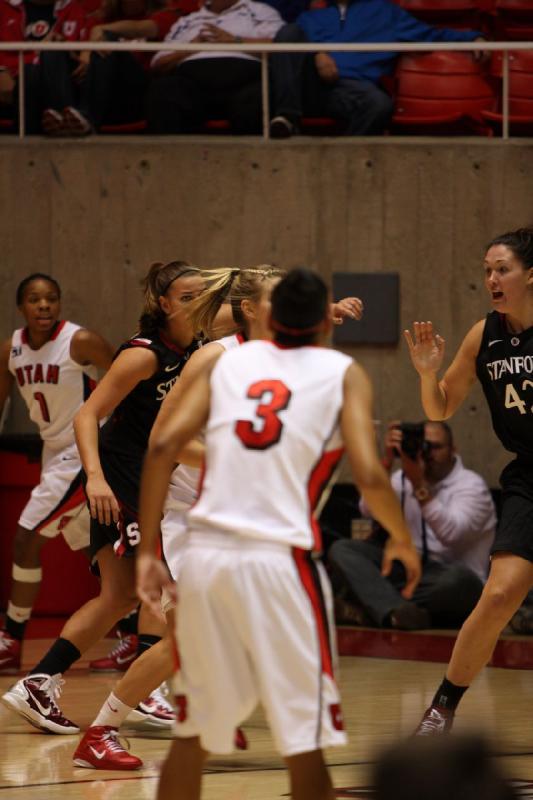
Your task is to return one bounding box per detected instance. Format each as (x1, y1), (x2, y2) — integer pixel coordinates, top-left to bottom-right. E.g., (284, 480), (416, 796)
(235, 379), (292, 450)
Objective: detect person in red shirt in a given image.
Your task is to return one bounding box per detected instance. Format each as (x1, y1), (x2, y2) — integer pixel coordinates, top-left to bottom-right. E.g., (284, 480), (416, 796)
(0, 0), (91, 134)
(76, 0), (182, 129)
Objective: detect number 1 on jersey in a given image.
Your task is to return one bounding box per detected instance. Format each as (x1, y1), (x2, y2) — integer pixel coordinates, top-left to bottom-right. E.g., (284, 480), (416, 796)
(235, 379), (292, 450)
(33, 391), (51, 422)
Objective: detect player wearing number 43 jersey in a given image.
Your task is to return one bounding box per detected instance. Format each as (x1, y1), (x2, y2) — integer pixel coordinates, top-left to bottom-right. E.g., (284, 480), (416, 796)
(404, 227), (533, 737)
(0, 273), (114, 675)
(137, 268), (421, 800)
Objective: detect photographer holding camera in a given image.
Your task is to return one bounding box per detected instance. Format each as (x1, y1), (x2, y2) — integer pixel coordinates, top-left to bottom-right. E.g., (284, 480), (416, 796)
(329, 420), (496, 630)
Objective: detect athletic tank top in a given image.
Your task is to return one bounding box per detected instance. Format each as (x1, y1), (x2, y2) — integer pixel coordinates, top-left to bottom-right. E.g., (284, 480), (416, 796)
(166, 332), (244, 510)
(99, 330), (199, 459)
(8, 320), (97, 448)
(188, 340), (352, 550)
(476, 310), (533, 459)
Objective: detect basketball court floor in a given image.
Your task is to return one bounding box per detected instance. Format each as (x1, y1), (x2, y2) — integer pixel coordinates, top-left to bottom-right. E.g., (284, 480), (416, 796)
(2, 628), (533, 799)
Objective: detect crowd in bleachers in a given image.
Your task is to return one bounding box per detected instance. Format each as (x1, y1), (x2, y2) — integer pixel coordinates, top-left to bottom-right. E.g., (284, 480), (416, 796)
(0, 0), (532, 136)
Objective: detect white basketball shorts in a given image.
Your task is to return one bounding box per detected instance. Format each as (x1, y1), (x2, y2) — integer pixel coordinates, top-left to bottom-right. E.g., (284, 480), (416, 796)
(160, 506), (189, 615)
(173, 532), (347, 757)
(18, 441), (89, 551)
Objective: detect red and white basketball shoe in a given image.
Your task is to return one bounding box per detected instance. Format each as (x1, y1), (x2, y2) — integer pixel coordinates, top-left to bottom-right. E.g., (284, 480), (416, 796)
(124, 685), (175, 733)
(0, 631), (21, 674)
(1, 673), (80, 733)
(73, 726), (143, 770)
(89, 634), (138, 672)
(414, 705), (454, 736)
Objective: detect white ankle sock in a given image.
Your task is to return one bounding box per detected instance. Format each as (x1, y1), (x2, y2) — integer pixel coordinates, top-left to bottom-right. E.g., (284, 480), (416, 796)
(92, 692), (133, 728)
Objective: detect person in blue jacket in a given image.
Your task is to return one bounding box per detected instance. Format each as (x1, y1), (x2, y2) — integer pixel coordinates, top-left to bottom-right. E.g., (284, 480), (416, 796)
(269, 0), (484, 137)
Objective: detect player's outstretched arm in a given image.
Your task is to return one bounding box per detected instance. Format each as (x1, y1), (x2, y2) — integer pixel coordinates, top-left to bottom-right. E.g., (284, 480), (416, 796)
(74, 347), (157, 525)
(404, 320), (483, 420)
(138, 367), (212, 614)
(0, 339), (14, 416)
(341, 362), (421, 598)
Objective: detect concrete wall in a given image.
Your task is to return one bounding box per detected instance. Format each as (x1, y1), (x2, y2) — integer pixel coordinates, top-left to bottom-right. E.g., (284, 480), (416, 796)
(2, 135), (533, 486)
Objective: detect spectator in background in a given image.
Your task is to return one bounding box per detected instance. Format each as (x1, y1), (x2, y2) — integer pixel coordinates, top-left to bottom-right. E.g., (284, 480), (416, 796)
(329, 421), (496, 630)
(0, 0), (89, 134)
(147, 0), (283, 134)
(269, 0), (484, 137)
(74, 0), (183, 131)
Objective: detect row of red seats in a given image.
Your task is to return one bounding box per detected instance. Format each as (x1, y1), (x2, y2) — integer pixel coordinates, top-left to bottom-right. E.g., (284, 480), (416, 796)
(392, 50), (533, 136)
(392, 0), (533, 39)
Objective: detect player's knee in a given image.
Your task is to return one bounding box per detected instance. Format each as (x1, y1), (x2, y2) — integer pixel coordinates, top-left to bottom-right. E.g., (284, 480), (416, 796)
(12, 526), (46, 566)
(480, 582), (521, 619)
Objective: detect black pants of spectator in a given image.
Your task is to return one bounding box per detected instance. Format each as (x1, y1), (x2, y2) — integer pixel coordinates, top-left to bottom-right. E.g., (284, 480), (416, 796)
(0, 54), (81, 134)
(329, 538), (483, 628)
(147, 58), (262, 134)
(79, 52), (149, 129)
(270, 23), (394, 135)
(0, 52), (79, 134)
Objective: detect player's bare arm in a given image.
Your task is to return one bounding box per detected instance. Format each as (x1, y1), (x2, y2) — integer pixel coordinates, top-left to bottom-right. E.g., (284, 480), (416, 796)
(405, 320), (483, 420)
(138, 367), (212, 614)
(150, 341), (225, 466)
(0, 339), (14, 421)
(69, 328), (115, 371)
(341, 362), (421, 598)
(74, 347), (158, 526)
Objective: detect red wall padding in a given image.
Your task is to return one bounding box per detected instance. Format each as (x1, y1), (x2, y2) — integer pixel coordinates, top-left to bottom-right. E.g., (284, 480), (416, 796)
(0, 451), (99, 615)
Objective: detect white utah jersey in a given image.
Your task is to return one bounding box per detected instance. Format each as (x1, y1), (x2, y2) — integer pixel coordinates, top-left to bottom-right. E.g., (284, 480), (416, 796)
(166, 332), (245, 510)
(8, 321), (98, 448)
(188, 339), (353, 550)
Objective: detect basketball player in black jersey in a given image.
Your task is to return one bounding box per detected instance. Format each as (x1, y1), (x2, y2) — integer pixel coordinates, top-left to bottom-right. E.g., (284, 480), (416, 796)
(404, 226), (533, 734)
(2, 261), (205, 746)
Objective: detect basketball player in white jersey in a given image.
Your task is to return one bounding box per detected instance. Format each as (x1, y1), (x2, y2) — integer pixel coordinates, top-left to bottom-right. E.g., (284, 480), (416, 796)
(72, 267), (285, 769)
(0, 273), (114, 674)
(71, 266), (362, 770)
(136, 268), (420, 800)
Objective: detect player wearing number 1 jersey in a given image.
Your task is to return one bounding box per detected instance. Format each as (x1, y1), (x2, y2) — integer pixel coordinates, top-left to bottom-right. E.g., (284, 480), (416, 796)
(0, 274), (114, 675)
(137, 268), (420, 800)
(404, 227), (533, 736)
(2, 262), (204, 738)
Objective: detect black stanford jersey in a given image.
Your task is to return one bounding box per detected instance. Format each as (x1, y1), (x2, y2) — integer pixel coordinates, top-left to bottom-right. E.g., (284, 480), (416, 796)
(99, 331), (199, 459)
(476, 311), (533, 459)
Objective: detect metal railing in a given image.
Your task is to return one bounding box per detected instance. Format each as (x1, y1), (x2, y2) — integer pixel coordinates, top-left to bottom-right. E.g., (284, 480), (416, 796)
(1, 39), (532, 139)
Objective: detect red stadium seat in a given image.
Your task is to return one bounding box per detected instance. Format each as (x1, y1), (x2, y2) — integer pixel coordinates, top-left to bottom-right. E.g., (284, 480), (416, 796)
(395, 0), (483, 30)
(494, 0), (533, 40)
(99, 120), (148, 134)
(391, 51), (497, 135)
(482, 50), (533, 135)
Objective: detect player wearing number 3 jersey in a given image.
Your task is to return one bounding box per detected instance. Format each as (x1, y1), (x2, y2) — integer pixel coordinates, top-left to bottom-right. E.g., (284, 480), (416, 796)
(404, 227), (533, 736)
(137, 268), (420, 800)
(0, 274), (114, 675)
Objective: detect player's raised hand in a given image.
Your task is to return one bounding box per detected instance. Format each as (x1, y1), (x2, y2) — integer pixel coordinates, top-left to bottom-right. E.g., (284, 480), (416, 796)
(331, 296), (364, 325)
(404, 321), (445, 375)
(381, 539), (421, 599)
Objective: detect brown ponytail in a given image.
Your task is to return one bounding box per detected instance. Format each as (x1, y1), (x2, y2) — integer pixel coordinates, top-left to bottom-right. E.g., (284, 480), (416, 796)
(138, 260), (201, 336)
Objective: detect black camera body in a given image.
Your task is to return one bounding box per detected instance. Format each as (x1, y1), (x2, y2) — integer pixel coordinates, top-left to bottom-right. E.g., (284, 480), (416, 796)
(398, 422), (428, 460)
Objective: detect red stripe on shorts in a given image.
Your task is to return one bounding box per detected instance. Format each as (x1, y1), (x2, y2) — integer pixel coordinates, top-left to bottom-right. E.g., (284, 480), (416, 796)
(292, 548), (334, 679)
(35, 482), (86, 533)
(307, 447), (344, 550)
